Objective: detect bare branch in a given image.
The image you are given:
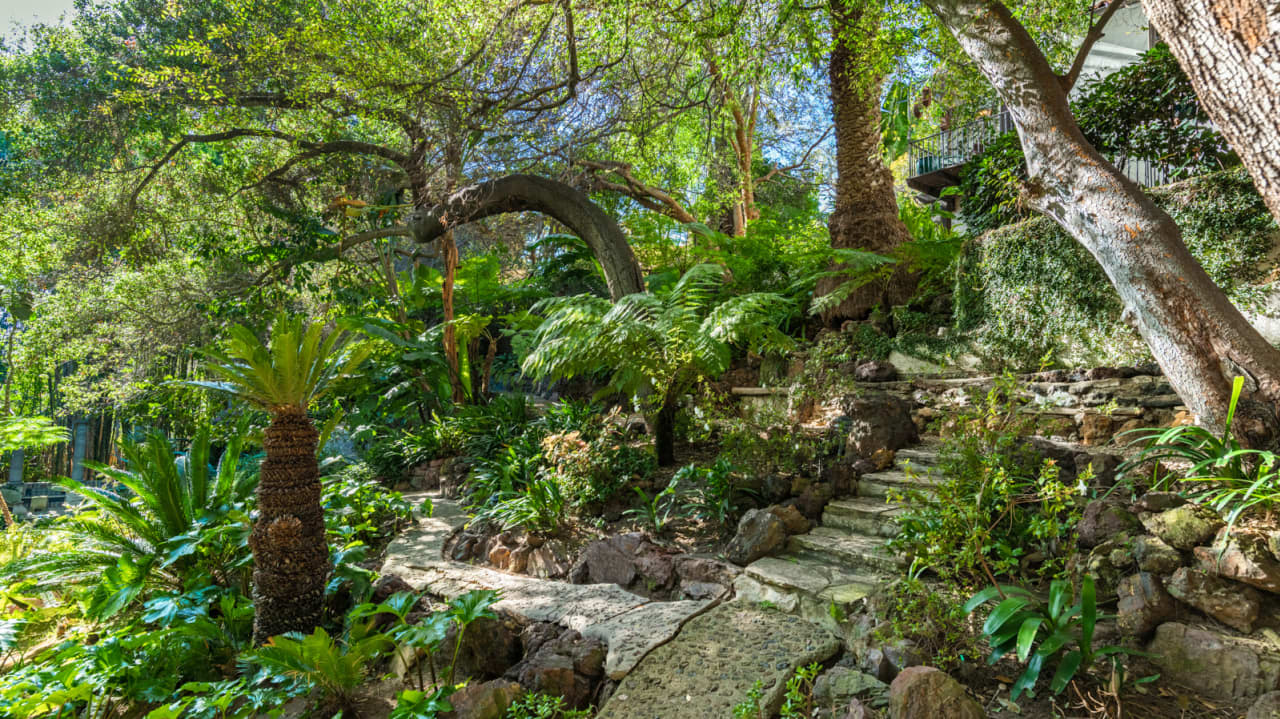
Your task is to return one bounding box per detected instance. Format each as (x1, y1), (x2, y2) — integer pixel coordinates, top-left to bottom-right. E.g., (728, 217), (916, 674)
(577, 160), (698, 223)
(1060, 0), (1124, 91)
(755, 125), (834, 185)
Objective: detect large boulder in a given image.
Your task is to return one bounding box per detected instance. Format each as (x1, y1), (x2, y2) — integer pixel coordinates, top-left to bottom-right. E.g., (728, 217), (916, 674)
(1145, 504), (1224, 551)
(840, 393), (919, 461)
(726, 508), (787, 566)
(1082, 534), (1137, 599)
(1195, 528), (1280, 595)
(888, 666), (985, 719)
(1116, 573), (1179, 638)
(1148, 622), (1280, 700)
(1078, 500), (1143, 548)
(1166, 567), (1263, 633)
(447, 616), (522, 679)
(567, 533), (676, 597)
(505, 627), (604, 709)
(674, 555), (740, 600)
(768, 504), (812, 535)
(447, 679), (523, 719)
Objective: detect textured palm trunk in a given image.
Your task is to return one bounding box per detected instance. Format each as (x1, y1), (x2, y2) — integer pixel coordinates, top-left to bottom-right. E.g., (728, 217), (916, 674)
(924, 0), (1280, 441)
(819, 0), (917, 323)
(251, 408), (328, 643)
(1141, 0), (1280, 225)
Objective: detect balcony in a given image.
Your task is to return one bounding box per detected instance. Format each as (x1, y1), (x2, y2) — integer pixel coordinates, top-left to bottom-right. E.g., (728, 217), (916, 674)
(906, 110), (1015, 199)
(905, 108), (1175, 200)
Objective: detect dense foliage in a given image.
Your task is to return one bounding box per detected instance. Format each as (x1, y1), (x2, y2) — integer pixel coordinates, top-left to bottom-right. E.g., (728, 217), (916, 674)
(958, 43), (1236, 235)
(956, 168), (1278, 368)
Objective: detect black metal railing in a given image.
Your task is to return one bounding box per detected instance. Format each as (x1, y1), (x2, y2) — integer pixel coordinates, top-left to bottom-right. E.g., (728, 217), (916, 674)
(907, 108), (1178, 191)
(907, 109), (1015, 181)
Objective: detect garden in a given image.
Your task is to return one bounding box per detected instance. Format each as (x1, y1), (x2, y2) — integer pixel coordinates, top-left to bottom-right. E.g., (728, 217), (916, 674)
(2, 1), (1280, 718)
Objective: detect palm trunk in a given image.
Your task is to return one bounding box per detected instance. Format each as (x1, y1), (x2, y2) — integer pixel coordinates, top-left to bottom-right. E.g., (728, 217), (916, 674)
(1141, 0), (1280, 226)
(818, 0), (917, 323)
(924, 0), (1280, 441)
(251, 407), (328, 643)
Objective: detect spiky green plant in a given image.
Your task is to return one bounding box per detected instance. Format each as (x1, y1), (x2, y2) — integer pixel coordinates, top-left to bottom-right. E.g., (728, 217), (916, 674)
(0, 428), (254, 618)
(522, 264), (793, 465)
(192, 313), (368, 643)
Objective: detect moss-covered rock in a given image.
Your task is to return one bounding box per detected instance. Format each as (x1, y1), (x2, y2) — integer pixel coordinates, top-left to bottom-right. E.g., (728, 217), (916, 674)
(1145, 504), (1224, 551)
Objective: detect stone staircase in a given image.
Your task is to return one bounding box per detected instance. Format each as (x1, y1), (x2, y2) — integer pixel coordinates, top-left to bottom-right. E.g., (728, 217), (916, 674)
(736, 441), (944, 623)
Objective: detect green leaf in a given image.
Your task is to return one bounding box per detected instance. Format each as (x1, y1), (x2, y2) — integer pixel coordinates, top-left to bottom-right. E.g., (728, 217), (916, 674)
(1016, 616), (1044, 662)
(1011, 653), (1043, 701)
(1049, 650), (1082, 694)
(983, 596), (1031, 636)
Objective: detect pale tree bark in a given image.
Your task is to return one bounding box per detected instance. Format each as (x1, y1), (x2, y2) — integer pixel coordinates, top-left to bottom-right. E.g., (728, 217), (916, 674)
(407, 174), (646, 300)
(923, 0), (1280, 442)
(1141, 0), (1280, 225)
(818, 0), (917, 323)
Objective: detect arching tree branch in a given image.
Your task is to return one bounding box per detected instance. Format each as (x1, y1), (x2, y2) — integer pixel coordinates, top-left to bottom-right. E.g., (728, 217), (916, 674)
(406, 174), (646, 299)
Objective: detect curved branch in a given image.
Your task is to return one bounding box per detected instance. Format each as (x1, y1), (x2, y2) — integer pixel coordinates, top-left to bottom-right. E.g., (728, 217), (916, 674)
(578, 160), (698, 223)
(406, 174), (645, 299)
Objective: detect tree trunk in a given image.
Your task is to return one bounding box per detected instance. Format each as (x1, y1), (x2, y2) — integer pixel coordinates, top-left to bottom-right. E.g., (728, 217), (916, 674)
(923, 0), (1280, 440)
(407, 174), (646, 301)
(651, 396), (678, 467)
(441, 230), (466, 403)
(251, 408), (328, 643)
(1141, 0), (1280, 225)
(819, 0), (917, 323)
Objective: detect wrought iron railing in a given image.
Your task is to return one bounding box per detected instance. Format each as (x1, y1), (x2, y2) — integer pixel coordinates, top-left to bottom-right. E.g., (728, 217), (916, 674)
(907, 109), (1015, 181)
(906, 108), (1177, 190)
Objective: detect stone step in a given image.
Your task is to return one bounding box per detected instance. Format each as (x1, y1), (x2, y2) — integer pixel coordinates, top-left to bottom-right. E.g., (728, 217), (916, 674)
(788, 526), (906, 573)
(857, 469), (941, 499)
(822, 497), (904, 537)
(743, 554), (886, 604)
(894, 444), (943, 469)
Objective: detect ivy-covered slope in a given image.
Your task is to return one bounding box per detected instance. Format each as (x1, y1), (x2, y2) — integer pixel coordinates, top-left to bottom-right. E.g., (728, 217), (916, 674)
(955, 168), (1278, 368)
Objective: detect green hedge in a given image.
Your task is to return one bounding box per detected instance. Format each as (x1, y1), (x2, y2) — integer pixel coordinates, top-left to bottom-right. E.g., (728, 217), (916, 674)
(956, 168), (1277, 368)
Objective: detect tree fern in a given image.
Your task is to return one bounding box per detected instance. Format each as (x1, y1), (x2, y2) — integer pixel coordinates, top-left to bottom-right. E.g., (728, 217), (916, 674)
(523, 264), (793, 465)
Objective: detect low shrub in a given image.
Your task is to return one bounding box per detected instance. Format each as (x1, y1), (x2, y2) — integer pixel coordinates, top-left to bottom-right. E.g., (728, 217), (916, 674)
(889, 374), (1084, 584)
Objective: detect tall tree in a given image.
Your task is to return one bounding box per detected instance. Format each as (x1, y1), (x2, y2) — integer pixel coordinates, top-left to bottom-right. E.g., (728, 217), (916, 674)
(1140, 1), (1280, 225)
(818, 0), (916, 322)
(919, 0), (1280, 440)
(198, 315), (366, 642)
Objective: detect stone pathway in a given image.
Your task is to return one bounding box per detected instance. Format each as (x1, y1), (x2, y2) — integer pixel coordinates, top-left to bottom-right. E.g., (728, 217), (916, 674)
(381, 494), (714, 679)
(734, 443), (943, 629)
(596, 603), (841, 719)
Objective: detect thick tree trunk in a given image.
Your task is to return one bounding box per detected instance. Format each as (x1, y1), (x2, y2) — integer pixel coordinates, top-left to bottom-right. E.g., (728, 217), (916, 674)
(651, 397), (678, 467)
(407, 174), (646, 300)
(819, 0), (917, 323)
(251, 408), (328, 643)
(1142, 0), (1280, 225)
(924, 0), (1280, 440)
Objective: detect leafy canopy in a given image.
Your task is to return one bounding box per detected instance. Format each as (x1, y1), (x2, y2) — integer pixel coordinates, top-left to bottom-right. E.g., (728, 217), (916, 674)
(195, 313), (368, 415)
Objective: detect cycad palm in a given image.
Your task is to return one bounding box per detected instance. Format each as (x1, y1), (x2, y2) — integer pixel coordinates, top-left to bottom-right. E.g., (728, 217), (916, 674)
(194, 314), (367, 642)
(523, 264), (793, 465)
(0, 428), (253, 616)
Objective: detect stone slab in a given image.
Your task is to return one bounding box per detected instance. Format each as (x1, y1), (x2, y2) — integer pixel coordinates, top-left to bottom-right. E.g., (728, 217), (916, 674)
(380, 494), (710, 679)
(597, 604), (841, 719)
